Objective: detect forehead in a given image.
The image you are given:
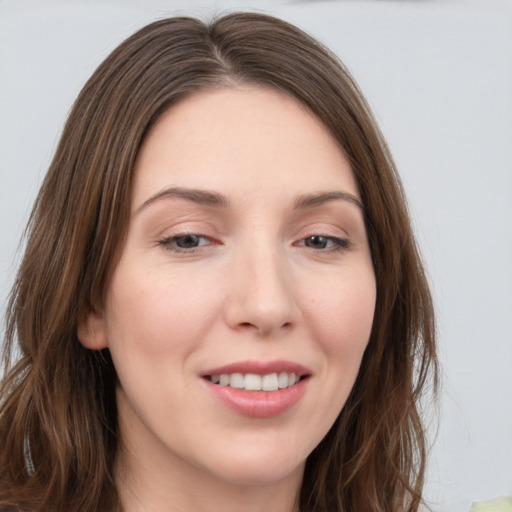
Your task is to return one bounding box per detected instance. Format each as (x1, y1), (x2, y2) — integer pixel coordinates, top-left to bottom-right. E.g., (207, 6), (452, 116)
(132, 86), (359, 208)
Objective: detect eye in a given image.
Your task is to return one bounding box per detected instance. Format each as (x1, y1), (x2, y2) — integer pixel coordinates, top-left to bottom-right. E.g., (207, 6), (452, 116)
(298, 235), (350, 251)
(159, 234), (211, 252)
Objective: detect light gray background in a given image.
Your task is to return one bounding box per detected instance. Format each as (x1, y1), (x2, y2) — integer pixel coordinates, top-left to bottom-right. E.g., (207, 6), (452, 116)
(1, 1), (511, 510)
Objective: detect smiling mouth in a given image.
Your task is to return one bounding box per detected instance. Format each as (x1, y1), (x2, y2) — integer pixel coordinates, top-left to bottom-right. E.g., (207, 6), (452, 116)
(204, 372), (308, 391)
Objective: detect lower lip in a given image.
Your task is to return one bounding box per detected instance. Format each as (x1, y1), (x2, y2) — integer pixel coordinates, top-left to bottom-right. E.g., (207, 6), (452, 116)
(203, 378), (309, 418)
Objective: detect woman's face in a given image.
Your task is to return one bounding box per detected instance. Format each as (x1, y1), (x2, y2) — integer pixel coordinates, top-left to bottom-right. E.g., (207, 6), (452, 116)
(80, 87), (376, 487)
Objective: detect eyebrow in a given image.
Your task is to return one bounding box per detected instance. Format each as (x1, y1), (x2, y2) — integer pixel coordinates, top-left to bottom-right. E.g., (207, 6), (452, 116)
(292, 191), (364, 211)
(136, 186), (229, 214)
(136, 186), (364, 214)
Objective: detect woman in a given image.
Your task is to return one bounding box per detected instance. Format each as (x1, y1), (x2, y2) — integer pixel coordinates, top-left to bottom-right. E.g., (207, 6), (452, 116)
(0, 12), (437, 512)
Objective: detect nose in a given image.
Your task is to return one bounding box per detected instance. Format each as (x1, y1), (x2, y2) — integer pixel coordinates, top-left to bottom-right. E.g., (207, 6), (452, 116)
(224, 243), (298, 337)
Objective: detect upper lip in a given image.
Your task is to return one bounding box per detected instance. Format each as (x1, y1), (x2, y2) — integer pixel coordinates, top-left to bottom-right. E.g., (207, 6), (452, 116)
(200, 359), (312, 377)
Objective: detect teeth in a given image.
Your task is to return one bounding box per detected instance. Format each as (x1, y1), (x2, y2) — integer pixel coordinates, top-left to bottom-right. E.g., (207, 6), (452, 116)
(262, 373), (279, 391)
(244, 374), (262, 391)
(210, 372), (302, 391)
(230, 373), (244, 388)
(278, 372), (289, 389)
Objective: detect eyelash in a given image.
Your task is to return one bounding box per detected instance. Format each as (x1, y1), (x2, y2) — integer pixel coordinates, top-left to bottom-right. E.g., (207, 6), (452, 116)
(158, 233), (351, 254)
(296, 235), (351, 252)
(158, 234), (213, 253)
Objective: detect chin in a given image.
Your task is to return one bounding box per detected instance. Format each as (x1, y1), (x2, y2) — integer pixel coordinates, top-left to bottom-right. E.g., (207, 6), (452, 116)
(194, 443), (307, 487)
(210, 458), (305, 487)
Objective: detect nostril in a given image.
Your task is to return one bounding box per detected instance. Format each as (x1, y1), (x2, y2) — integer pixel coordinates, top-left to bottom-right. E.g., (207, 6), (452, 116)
(237, 320), (293, 333)
(239, 322), (256, 329)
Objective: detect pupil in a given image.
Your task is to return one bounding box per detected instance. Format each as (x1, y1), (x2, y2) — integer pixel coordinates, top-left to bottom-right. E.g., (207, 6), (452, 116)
(177, 235), (199, 248)
(306, 235), (327, 248)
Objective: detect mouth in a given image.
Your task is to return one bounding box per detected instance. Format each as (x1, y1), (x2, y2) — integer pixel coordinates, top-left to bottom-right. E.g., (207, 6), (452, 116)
(204, 372), (308, 391)
(200, 360), (311, 418)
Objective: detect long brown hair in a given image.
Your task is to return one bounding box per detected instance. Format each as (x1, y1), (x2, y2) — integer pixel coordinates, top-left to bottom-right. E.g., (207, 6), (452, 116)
(0, 12), (437, 511)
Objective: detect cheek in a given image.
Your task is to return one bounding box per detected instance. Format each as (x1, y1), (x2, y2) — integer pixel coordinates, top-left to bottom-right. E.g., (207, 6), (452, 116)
(306, 272), (376, 357)
(105, 265), (223, 361)
(296, 270), (376, 448)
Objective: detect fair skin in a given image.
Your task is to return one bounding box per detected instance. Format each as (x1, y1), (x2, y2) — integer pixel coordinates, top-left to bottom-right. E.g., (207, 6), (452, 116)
(79, 86), (376, 512)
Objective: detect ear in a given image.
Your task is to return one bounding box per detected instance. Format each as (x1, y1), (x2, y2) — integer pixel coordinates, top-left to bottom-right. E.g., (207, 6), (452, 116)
(77, 305), (108, 350)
